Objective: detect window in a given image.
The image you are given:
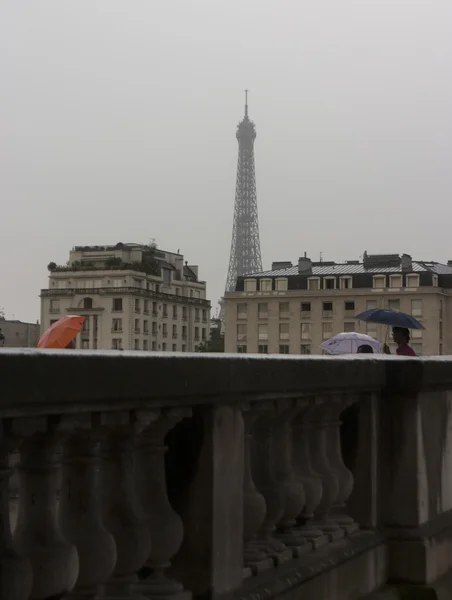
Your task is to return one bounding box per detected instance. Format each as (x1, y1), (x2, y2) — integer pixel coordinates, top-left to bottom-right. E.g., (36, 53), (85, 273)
(175, 287), (180, 296)
(366, 322), (377, 337)
(412, 343), (422, 355)
(258, 323), (268, 340)
(112, 278), (123, 287)
(182, 326), (187, 338)
(162, 343), (167, 351)
(202, 309), (207, 322)
(112, 318), (122, 332)
(324, 278), (335, 290)
(276, 278), (288, 291)
(367, 300), (377, 311)
(279, 323), (289, 340)
(163, 304), (168, 318)
(244, 279), (257, 292)
(406, 274), (419, 288)
(390, 275), (402, 288)
(300, 344), (311, 355)
(237, 324), (247, 341)
(134, 299), (140, 313)
(344, 322), (355, 332)
(301, 323), (310, 340)
(112, 298), (123, 312)
(152, 322), (157, 335)
(202, 328), (206, 340)
(258, 303), (268, 319)
(323, 302), (333, 315)
(301, 302), (311, 314)
(143, 300), (150, 313)
(112, 338), (122, 350)
(308, 278), (320, 291)
(50, 299), (60, 311)
(195, 327), (200, 341)
(440, 321), (443, 340)
(440, 343), (443, 355)
(279, 345), (290, 354)
(134, 319), (140, 333)
(440, 299), (444, 320)
(143, 320), (149, 334)
(82, 318), (90, 332)
(163, 268), (171, 285)
(433, 275), (439, 287)
(195, 308), (200, 322)
(279, 302), (290, 318)
(182, 307), (188, 320)
(340, 277), (352, 290)
(82, 297), (93, 309)
(143, 340), (148, 351)
(322, 322), (333, 339)
(373, 276), (386, 289)
(411, 300), (422, 318)
(237, 304), (247, 319)
(152, 301), (158, 316)
(172, 305), (178, 319)
(172, 324), (177, 337)
(152, 341), (157, 351)
(411, 328), (422, 339)
(50, 319), (58, 326)
(181, 344), (186, 352)
(344, 301), (355, 312)
(258, 345), (268, 354)
(388, 299), (400, 311)
(261, 279), (272, 292)
(237, 345), (247, 353)
(162, 323), (168, 337)
(134, 339), (140, 350)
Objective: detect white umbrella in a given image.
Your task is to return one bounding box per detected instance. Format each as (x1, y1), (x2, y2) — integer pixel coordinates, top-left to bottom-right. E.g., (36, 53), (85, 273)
(320, 332), (381, 355)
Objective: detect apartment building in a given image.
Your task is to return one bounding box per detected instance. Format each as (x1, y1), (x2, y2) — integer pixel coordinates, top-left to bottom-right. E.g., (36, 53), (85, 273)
(0, 318), (40, 348)
(41, 243), (210, 351)
(224, 253), (452, 356)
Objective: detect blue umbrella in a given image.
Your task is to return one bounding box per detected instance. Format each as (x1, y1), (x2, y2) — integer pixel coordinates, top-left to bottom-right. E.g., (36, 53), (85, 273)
(354, 308), (425, 330)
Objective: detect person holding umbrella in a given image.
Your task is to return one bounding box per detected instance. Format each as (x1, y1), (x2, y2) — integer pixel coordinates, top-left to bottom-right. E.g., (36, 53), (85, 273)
(383, 327), (416, 356)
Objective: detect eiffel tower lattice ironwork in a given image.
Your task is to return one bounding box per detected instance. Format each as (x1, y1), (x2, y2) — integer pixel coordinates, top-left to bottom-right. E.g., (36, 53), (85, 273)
(225, 91), (263, 294)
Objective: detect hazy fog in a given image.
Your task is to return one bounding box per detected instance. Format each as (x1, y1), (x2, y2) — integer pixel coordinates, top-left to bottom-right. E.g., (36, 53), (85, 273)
(1, 0), (451, 321)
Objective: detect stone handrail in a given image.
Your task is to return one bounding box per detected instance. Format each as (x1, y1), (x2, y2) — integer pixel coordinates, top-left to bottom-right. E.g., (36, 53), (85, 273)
(2, 350), (452, 600)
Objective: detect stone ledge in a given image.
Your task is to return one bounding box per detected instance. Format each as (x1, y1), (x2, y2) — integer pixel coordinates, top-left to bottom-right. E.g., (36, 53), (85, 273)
(366, 566), (452, 600)
(234, 530), (385, 600)
(385, 509), (452, 542)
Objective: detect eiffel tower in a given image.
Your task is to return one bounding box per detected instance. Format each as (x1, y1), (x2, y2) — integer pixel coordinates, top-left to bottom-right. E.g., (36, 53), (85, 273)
(224, 91), (263, 297)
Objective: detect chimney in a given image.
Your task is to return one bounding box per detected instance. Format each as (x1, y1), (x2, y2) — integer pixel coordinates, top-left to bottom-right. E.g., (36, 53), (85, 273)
(271, 261), (292, 270)
(448, 260), (452, 267)
(298, 255), (312, 274)
(401, 253), (412, 271)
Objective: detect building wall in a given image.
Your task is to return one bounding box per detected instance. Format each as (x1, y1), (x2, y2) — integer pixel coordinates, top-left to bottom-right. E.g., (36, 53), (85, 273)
(0, 320), (40, 348)
(41, 266), (210, 351)
(224, 287), (448, 356)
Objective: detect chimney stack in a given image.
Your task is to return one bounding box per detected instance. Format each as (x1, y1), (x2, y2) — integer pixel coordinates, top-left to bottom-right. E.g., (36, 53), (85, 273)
(401, 253), (412, 271)
(298, 255), (312, 274)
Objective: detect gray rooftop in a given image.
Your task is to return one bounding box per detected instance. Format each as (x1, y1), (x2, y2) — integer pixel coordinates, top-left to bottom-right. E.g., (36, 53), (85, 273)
(245, 260), (452, 278)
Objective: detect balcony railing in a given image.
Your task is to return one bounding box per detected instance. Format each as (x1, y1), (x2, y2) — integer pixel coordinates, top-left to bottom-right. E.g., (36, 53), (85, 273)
(2, 351), (452, 600)
(41, 287), (211, 307)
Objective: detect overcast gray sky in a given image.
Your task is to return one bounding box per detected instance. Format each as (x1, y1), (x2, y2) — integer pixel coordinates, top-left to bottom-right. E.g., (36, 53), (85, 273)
(1, 0), (452, 322)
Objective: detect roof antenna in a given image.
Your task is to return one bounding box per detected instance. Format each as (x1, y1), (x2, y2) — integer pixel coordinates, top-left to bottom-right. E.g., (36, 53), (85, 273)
(320, 251), (323, 263)
(245, 89), (249, 118)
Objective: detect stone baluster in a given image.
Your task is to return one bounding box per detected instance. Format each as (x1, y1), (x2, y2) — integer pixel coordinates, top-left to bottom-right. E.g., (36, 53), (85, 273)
(306, 398), (344, 541)
(101, 410), (154, 600)
(0, 419), (33, 600)
(136, 408), (190, 600)
(273, 399), (310, 556)
(242, 404), (267, 567)
(326, 395), (359, 535)
(59, 413), (117, 599)
(252, 405), (292, 564)
(12, 416), (79, 600)
(291, 398), (328, 548)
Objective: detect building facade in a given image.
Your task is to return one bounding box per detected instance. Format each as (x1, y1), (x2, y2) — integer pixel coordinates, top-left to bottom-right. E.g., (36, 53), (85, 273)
(224, 253), (452, 356)
(0, 319), (40, 348)
(41, 243), (210, 351)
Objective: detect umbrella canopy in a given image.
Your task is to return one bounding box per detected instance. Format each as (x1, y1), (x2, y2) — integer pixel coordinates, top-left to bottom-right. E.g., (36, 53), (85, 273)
(321, 332), (381, 355)
(354, 308), (425, 330)
(38, 315), (85, 349)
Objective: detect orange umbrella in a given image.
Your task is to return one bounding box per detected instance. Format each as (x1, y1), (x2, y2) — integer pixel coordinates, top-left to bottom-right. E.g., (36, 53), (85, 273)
(38, 315), (85, 349)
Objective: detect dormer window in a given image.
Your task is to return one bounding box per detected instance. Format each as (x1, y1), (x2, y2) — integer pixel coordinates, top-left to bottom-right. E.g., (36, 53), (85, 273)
(324, 277), (336, 290)
(260, 279), (272, 292)
(308, 278), (320, 291)
(244, 279), (256, 292)
(406, 274), (420, 288)
(373, 275), (386, 289)
(276, 278), (288, 291)
(390, 275), (402, 288)
(339, 277), (352, 290)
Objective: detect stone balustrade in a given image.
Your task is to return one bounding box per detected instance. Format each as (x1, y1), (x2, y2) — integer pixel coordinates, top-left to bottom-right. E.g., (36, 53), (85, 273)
(2, 350), (452, 600)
